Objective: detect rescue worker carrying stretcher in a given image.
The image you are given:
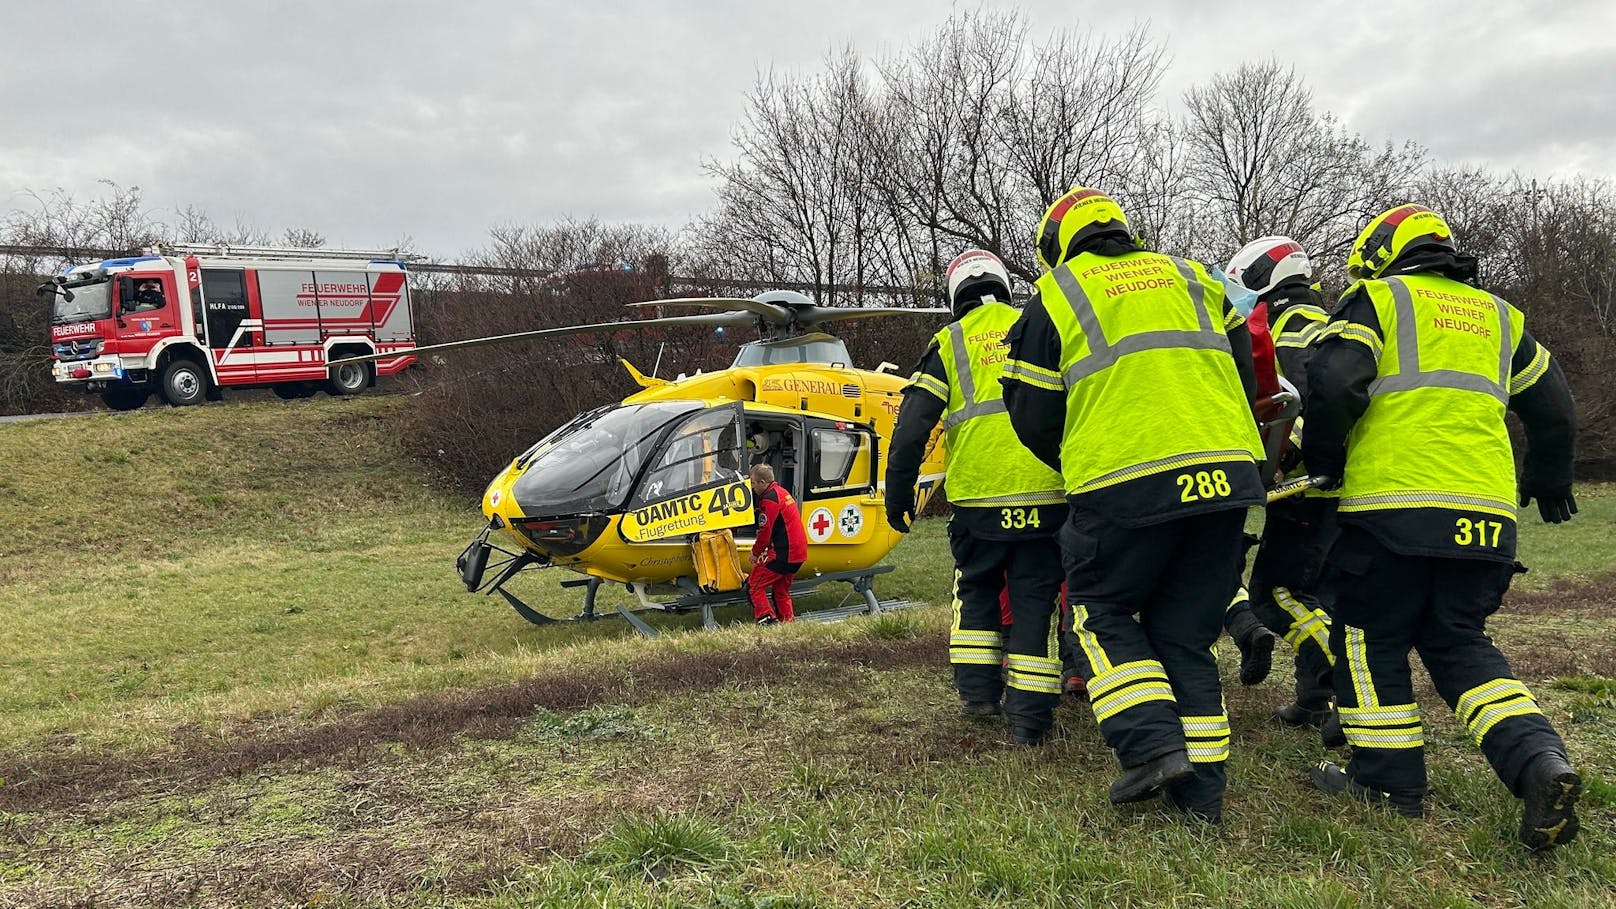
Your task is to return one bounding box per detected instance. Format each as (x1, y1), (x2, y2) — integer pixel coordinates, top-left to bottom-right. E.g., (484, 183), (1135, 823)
(1304, 204), (1581, 849)
(748, 464), (808, 624)
(885, 249), (1069, 745)
(1224, 236), (1343, 745)
(1003, 187), (1266, 823)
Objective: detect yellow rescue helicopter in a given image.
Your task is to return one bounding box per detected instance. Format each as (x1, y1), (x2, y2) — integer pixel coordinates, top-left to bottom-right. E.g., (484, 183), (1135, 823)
(338, 290), (952, 634)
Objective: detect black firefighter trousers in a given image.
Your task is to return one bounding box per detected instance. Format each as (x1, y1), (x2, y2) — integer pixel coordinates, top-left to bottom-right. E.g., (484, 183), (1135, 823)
(1248, 496), (1338, 709)
(1062, 506), (1247, 815)
(1325, 525), (1569, 802)
(947, 523), (1065, 734)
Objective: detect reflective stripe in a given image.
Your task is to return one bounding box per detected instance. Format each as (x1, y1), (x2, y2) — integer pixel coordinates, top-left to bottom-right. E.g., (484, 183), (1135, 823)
(1070, 604), (1112, 674)
(1274, 587), (1332, 662)
(1074, 449), (1254, 495)
(1339, 490), (1517, 520)
(1273, 305), (1328, 341)
(1227, 585), (1250, 610)
(942, 397), (1007, 429)
(1093, 681), (1176, 722)
(1181, 714), (1231, 763)
(1339, 704), (1421, 724)
(1320, 321), (1385, 358)
(1374, 278), (1510, 404)
(1510, 345), (1551, 395)
(951, 490), (1066, 507)
(1468, 699), (1544, 743)
(949, 651), (1004, 666)
(1456, 678), (1542, 743)
(1052, 261), (1230, 389)
(1344, 625), (1377, 709)
(1369, 369), (1511, 404)
(1007, 654), (1063, 694)
(1339, 702), (1423, 749)
(907, 371), (949, 401)
(949, 322), (975, 404)
(1001, 359), (1065, 391)
(1456, 678), (1529, 719)
(1341, 727), (1425, 749)
(1185, 739), (1231, 762)
(1087, 659), (1170, 699)
(950, 630), (1005, 646)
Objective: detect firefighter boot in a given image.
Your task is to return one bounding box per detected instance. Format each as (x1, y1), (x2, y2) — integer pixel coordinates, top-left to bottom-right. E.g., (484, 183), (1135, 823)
(1109, 750), (1195, 805)
(1274, 702), (1330, 728)
(1012, 725), (1050, 747)
(1320, 707), (1346, 749)
(961, 700), (1001, 719)
(1310, 761), (1423, 818)
(1518, 752), (1581, 851)
(1226, 608), (1276, 686)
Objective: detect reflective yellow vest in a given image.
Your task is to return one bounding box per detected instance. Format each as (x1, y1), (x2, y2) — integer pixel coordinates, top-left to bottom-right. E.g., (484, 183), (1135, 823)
(1034, 251), (1263, 495)
(930, 301), (1065, 506)
(1271, 304), (1328, 381)
(1337, 274), (1525, 522)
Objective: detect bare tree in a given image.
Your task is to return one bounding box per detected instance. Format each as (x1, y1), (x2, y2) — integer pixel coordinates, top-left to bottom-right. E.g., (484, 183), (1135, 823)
(1180, 61), (1425, 263)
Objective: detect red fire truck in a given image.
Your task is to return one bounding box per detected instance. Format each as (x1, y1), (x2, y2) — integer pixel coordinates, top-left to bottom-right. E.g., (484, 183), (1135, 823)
(44, 244), (418, 410)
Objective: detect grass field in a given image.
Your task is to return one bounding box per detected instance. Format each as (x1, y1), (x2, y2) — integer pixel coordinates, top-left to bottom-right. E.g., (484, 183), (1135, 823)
(1, 398), (1614, 907)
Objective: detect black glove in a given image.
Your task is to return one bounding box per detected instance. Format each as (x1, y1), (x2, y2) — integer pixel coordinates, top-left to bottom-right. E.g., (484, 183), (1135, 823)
(1301, 445), (1345, 492)
(886, 491), (916, 534)
(1520, 484), (1577, 524)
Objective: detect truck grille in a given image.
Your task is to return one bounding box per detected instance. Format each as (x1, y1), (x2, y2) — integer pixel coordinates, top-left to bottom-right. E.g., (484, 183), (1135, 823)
(53, 338), (103, 362)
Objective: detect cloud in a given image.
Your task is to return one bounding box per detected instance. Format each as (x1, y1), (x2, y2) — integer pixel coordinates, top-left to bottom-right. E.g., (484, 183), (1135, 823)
(2, 0), (1611, 256)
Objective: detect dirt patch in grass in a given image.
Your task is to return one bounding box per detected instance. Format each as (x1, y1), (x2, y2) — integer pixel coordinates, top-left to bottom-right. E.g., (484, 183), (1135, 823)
(0, 634), (941, 814)
(1505, 579), (1616, 616)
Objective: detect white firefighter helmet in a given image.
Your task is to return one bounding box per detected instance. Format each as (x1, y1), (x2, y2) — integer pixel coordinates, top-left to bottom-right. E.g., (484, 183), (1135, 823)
(1225, 236), (1313, 297)
(945, 249), (1012, 312)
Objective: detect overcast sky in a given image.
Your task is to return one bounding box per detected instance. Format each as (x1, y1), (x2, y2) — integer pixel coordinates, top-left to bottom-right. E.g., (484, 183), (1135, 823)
(3, 0), (1612, 257)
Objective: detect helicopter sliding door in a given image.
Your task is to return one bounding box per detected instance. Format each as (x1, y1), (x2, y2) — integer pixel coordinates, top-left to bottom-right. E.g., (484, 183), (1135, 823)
(618, 402), (753, 544)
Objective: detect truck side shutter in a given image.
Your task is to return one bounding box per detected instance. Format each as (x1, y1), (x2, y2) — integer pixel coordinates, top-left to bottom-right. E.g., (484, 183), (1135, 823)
(256, 269), (318, 346)
(369, 271), (411, 342)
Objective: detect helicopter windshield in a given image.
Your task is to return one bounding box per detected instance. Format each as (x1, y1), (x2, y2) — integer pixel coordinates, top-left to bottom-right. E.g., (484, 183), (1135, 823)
(510, 401), (702, 515)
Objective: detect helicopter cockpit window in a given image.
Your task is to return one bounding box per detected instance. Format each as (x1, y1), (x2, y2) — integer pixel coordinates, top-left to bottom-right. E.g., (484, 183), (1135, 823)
(510, 401), (701, 514)
(634, 408), (745, 505)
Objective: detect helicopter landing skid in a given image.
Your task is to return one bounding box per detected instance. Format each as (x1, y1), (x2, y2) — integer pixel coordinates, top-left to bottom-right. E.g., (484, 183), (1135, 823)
(490, 564), (921, 638)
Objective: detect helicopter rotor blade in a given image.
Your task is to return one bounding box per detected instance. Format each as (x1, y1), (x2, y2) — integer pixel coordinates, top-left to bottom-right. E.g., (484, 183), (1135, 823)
(327, 311), (755, 365)
(794, 306), (953, 326)
(626, 296), (793, 323)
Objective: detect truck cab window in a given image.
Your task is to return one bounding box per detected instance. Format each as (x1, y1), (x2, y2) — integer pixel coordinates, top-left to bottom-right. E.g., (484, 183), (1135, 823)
(121, 277), (168, 313)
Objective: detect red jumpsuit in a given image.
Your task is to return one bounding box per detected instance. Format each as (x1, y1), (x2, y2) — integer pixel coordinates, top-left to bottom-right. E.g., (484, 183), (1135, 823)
(749, 482), (809, 622)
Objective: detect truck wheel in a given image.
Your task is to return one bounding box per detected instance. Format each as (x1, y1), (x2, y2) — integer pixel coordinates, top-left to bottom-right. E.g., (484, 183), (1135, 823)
(326, 359), (370, 396)
(160, 359), (208, 406)
(101, 387), (149, 411)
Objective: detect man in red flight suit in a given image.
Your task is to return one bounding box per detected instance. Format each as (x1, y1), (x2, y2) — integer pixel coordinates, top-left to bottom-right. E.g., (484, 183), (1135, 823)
(749, 463), (808, 624)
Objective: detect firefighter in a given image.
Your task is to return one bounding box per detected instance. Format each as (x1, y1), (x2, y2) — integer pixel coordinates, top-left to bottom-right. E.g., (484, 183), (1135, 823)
(885, 249), (1068, 745)
(1002, 187), (1266, 823)
(1303, 204), (1581, 849)
(1224, 236), (1342, 743)
(747, 463), (807, 624)
(130, 280), (165, 312)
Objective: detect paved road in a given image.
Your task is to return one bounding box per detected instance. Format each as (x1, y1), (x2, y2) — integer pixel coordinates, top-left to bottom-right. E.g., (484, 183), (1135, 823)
(0, 411), (98, 424)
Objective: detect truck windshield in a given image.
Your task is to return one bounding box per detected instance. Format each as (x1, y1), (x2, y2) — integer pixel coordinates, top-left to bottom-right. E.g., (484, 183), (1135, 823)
(511, 401), (703, 515)
(51, 278), (113, 324)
